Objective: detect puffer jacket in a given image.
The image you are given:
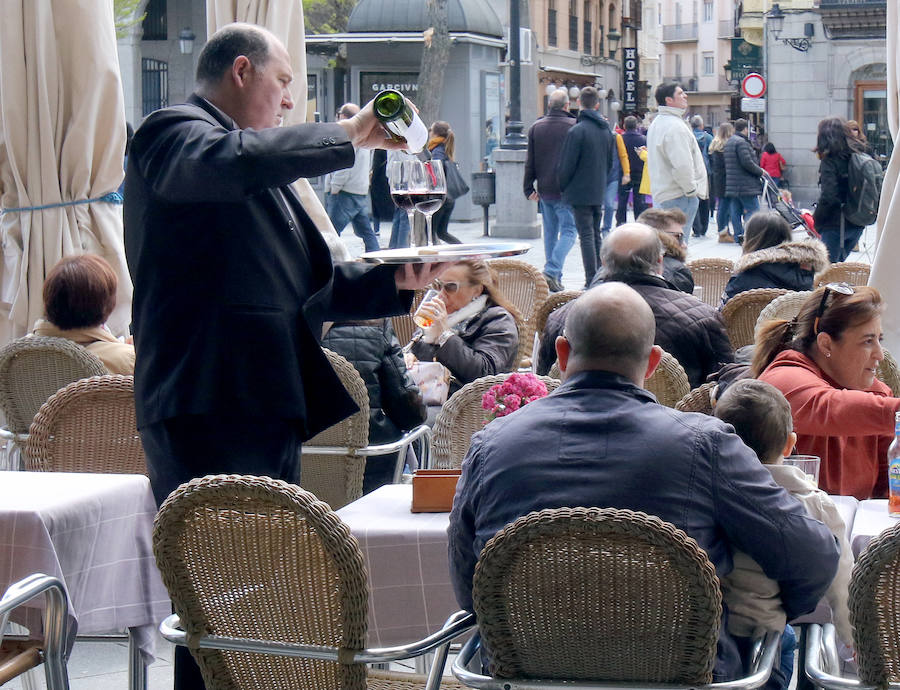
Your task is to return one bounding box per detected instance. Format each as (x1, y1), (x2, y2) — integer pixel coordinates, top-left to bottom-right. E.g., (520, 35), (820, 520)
(538, 272), (733, 386)
(411, 301), (519, 393)
(724, 133), (763, 197)
(322, 319), (426, 444)
(722, 239), (829, 304)
(710, 149), (726, 199)
(659, 230), (694, 294)
(557, 109), (615, 206)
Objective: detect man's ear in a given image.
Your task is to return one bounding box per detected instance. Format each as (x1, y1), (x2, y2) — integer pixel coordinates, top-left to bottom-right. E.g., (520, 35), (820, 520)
(643, 345), (663, 381)
(231, 55), (253, 87)
(555, 336), (571, 374)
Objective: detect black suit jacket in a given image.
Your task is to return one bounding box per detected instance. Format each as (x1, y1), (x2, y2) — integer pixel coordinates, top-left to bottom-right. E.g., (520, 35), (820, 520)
(124, 95), (410, 439)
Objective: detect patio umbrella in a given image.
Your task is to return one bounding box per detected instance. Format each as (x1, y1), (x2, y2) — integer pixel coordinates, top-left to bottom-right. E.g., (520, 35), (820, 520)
(870, 1), (900, 354)
(0, 0), (132, 345)
(207, 0), (352, 261)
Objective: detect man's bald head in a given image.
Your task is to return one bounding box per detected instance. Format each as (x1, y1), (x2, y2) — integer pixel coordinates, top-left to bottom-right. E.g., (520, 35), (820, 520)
(599, 223), (664, 277)
(548, 89), (569, 111)
(196, 23), (279, 87)
(561, 282), (657, 383)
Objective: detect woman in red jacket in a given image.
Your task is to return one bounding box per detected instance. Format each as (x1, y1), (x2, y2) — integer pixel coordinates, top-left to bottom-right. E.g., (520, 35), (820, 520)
(752, 285), (900, 499)
(760, 142), (787, 186)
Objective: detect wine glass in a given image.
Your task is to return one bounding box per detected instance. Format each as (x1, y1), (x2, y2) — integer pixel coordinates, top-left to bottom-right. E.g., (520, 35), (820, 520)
(410, 160), (447, 246)
(388, 158), (420, 248)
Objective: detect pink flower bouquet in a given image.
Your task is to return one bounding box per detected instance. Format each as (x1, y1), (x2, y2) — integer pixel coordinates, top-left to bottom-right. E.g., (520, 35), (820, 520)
(482, 373), (549, 424)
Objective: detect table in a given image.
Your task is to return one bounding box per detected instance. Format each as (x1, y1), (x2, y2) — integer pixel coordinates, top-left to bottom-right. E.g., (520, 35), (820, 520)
(848, 499), (900, 557)
(0, 471), (171, 664)
(336, 483), (458, 647)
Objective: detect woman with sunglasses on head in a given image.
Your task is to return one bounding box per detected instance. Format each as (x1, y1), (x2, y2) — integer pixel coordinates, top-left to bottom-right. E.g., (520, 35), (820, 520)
(720, 211), (828, 306)
(409, 260), (519, 394)
(752, 284), (900, 499)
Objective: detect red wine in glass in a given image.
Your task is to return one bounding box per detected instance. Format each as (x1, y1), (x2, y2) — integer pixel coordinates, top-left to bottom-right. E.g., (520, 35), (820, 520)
(390, 192), (416, 211)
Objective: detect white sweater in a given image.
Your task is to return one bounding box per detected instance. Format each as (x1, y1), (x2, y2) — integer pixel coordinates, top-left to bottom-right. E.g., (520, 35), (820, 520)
(646, 106), (708, 203)
(328, 146), (371, 196)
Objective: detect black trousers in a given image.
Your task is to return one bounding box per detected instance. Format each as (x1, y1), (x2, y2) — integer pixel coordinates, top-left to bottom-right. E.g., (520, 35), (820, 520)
(616, 180), (648, 225)
(140, 413), (303, 690)
(572, 204), (604, 287)
(432, 199), (461, 244)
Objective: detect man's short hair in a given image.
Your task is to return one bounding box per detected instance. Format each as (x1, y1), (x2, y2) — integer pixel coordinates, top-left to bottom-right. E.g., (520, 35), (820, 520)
(636, 207), (687, 232)
(624, 115), (638, 131)
(564, 282), (655, 374)
(196, 24), (271, 86)
(600, 223), (663, 277)
(734, 118), (749, 133)
(655, 83), (679, 106)
(548, 89), (569, 110)
(690, 115), (704, 129)
(580, 86), (599, 110)
(714, 379), (793, 465)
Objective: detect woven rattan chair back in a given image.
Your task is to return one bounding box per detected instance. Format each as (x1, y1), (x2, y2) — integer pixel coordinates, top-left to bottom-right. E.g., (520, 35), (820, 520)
(153, 474), (371, 690)
(754, 290), (814, 340)
(675, 382), (716, 414)
(24, 374), (145, 474)
(848, 520), (900, 687)
(877, 350), (900, 397)
(390, 289), (427, 349)
(432, 373), (560, 469)
(645, 350), (691, 407)
(472, 507), (722, 683)
(301, 349), (370, 510)
(815, 261), (871, 288)
(686, 257), (733, 307)
(722, 288), (790, 350)
(548, 360), (561, 379)
(534, 290), (581, 340)
(0, 335), (107, 434)
(489, 258), (550, 367)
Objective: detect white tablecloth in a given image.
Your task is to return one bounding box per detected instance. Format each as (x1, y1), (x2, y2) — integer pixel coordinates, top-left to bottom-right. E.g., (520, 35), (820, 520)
(0, 471), (171, 660)
(848, 498), (900, 557)
(336, 483), (458, 647)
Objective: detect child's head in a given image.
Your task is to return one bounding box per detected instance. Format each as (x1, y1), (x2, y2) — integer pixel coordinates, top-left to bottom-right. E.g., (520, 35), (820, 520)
(714, 379), (796, 464)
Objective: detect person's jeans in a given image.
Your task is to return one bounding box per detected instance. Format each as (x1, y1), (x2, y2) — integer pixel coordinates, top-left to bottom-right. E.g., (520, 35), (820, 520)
(729, 194), (760, 242)
(326, 191), (380, 252)
(616, 180), (648, 225)
(540, 198), (577, 281)
(659, 196), (700, 245)
(821, 223), (864, 262)
(602, 177), (619, 234)
(389, 208), (410, 248)
(572, 205), (604, 287)
(716, 197), (732, 234)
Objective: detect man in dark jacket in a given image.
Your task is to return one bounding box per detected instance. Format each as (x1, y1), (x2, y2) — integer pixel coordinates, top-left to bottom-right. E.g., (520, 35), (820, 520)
(537, 223), (733, 386)
(450, 282), (839, 690)
(616, 115), (648, 225)
(724, 118), (763, 243)
(524, 88), (577, 292)
(691, 115), (713, 237)
(557, 86), (615, 287)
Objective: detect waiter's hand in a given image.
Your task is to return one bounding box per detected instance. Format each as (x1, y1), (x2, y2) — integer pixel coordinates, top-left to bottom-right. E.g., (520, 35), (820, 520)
(339, 99), (408, 150)
(395, 262), (454, 290)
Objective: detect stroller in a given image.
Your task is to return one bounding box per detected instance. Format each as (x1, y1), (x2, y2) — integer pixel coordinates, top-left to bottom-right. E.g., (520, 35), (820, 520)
(760, 171), (819, 239)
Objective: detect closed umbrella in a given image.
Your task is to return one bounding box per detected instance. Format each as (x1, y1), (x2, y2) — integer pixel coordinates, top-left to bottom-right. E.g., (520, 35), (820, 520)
(0, 0), (132, 345)
(207, 0), (351, 261)
(870, 1), (899, 353)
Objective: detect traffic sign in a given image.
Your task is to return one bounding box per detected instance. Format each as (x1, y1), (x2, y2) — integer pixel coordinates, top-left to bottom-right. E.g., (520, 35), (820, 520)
(741, 73), (766, 98)
(741, 98), (766, 113)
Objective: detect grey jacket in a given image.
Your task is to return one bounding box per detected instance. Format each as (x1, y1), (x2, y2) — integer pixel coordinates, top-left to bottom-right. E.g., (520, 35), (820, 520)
(724, 133), (763, 197)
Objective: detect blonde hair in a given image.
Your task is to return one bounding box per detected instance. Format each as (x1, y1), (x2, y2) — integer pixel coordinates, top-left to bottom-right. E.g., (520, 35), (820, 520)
(458, 260), (520, 321)
(709, 121), (733, 154)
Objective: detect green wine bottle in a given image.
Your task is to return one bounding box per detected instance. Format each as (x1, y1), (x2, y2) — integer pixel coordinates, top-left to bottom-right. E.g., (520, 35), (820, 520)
(373, 90), (431, 160)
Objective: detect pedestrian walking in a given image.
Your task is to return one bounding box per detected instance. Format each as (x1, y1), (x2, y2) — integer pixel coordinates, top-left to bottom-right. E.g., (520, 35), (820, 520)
(724, 118), (763, 244)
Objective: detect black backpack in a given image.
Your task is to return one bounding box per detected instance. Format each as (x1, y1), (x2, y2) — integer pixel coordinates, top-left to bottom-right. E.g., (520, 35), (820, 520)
(843, 151), (883, 227)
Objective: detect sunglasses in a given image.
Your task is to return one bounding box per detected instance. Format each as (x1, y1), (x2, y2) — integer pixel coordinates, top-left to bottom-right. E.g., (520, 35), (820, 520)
(433, 279), (461, 294)
(813, 282), (855, 334)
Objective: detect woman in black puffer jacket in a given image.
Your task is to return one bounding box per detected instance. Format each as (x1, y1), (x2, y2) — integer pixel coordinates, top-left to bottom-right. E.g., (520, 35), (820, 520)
(323, 319), (426, 493)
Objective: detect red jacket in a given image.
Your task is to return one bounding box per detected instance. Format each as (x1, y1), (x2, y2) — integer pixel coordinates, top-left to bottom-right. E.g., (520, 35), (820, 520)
(760, 151), (786, 178)
(759, 350), (899, 499)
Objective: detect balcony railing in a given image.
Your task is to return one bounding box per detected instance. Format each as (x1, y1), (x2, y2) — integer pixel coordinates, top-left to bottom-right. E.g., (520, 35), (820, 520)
(662, 75), (699, 91)
(819, 0), (885, 5)
(718, 19), (734, 36)
(662, 23), (699, 41)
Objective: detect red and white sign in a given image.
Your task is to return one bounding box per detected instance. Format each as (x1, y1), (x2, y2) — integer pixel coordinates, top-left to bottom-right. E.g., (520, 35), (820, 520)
(741, 73), (767, 98)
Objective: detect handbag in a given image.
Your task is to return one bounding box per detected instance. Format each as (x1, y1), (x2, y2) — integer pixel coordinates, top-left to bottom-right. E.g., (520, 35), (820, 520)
(444, 160), (470, 200)
(407, 359), (451, 406)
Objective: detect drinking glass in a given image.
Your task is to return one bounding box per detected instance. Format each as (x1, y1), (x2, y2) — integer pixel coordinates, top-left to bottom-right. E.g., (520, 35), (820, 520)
(411, 160), (447, 246)
(413, 289), (440, 328)
(388, 158), (421, 247)
(784, 454), (821, 487)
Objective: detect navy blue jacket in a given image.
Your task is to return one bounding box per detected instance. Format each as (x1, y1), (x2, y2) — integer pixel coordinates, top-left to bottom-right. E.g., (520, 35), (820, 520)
(448, 370), (840, 681)
(524, 108), (576, 200)
(622, 129), (647, 184)
(557, 109), (615, 206)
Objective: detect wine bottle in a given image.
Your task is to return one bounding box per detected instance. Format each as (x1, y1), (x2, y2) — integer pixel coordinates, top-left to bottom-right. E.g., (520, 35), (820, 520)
(373, 90), (431, 161)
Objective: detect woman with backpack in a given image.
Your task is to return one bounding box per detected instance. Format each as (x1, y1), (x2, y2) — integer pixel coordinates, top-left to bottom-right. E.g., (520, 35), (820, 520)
(813, 116), (868, 262)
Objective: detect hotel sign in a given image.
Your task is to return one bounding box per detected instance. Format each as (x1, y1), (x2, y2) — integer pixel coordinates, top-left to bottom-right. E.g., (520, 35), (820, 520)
(623, 47), (639, 112)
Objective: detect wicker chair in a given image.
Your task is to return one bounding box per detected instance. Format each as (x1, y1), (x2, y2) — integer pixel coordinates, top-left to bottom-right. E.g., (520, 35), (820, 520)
(23, 374), (145, 474)
(645, 350), (691, 408)
(0, 335), (107, 468)
(432, 373), (561, 469)
(548, 360), (561, 379)
(721, 288), (791, 350)
(755, 290), (814, 339)
(153, 474), (473, 690)
(675, 382), (717, 415)
(877, 350), (900, 397)
(686, 257), (734, 308)
(806, 521), (900, 690)
(452, 506), (779, 688)
(534, 290), (582, 340)
(0, 574), (70, 690)
(489, 258), (550, 368)
(391, 289), (428, 349)
(814, 261), (871, 288)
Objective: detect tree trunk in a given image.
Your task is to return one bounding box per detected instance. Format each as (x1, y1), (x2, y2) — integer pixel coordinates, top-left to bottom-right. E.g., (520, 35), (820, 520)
(416, 0), (451, 128)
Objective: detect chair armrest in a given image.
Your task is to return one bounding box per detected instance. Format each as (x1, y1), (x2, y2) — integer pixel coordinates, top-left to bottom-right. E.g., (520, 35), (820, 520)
(805, 624), (870, 690)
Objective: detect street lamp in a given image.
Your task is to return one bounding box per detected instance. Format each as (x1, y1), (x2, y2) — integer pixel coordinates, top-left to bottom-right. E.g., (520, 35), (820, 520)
(765, 3), (812, 52)
(766, 4), (785, 37)
(723, 61), (736, 85)
(178, 27), (196, 55)
(607, 29), (621, 59)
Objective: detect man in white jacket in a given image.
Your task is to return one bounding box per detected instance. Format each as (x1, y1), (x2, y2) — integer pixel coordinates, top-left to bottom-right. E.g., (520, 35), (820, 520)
(646, 83), (708, 242)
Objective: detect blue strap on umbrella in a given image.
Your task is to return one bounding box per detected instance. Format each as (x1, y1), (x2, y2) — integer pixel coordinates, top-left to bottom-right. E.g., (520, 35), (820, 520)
(1, 191), (123, 215)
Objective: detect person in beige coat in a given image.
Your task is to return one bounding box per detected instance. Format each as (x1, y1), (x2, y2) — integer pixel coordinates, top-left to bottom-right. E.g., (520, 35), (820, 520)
(32, 254), (135, 375)
(714, 380), (854, 661)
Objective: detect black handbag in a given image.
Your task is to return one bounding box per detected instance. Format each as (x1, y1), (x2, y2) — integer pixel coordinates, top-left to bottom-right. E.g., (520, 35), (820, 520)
(444, 160), (470, 200)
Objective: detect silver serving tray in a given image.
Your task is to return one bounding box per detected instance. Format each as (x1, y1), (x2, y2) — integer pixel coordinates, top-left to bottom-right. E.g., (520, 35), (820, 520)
(360, 242), (530, 264)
